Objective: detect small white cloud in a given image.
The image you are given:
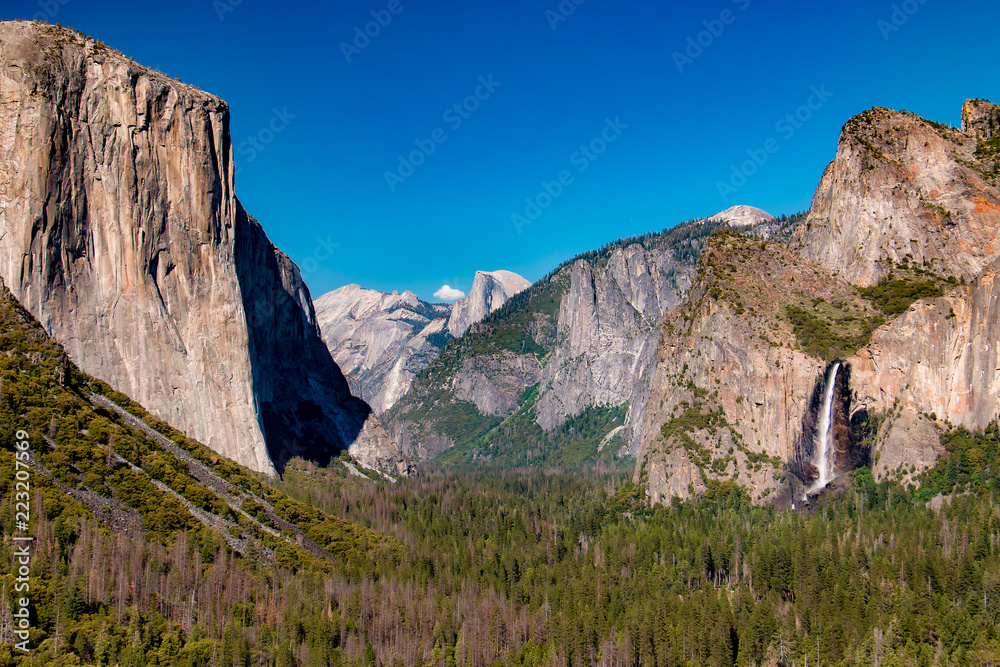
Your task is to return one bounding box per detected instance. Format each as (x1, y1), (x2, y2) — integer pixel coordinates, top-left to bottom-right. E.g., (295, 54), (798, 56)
(434, 285), (466, 301)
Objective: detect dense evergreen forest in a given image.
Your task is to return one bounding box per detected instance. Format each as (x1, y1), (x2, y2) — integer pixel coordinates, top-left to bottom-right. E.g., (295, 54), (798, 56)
(0, 282), (998, 667)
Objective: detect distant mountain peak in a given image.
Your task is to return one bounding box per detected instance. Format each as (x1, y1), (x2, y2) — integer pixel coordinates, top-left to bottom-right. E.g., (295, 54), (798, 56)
(447, 270), (531, 337)
(706, 205), (774, 228)
(314, 269), (529, 414)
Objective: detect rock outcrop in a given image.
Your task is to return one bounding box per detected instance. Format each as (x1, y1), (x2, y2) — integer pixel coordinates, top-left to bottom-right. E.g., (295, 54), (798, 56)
(314, 285), (451, 414)
(635, 234), (866, 503)
(795, 105), (1000, 287)
(792, 100), (1000, 484)
(0, 21), (405, 476)
(447, 270), (530, 337)
(962, 99), (1000, 140)
(707, 205), (774, 228)
(534, 242), (695, 435)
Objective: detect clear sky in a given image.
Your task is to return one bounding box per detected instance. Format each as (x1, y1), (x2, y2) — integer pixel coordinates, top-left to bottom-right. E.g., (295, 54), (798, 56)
(4, 0), (998, 302)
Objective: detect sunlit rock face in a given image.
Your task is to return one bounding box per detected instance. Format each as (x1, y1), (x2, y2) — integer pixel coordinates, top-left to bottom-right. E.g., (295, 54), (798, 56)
(637, 101), (1000, 505)
(0, 21), (406, 476)
(795, 105), (1000, 287)
(447, 270), (531, 338)
(314, 285), (452, 415)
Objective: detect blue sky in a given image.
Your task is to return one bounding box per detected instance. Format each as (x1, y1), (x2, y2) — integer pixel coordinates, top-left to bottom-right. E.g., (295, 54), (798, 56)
(5, 0), (998, 301)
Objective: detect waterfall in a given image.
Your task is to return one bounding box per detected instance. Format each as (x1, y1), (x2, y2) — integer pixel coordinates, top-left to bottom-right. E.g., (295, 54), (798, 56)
(805, 361), (841, 498)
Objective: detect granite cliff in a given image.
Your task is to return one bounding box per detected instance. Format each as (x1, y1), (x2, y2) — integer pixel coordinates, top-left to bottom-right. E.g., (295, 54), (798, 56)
(447, 270), (531, 337)
(795, 104), (1000, 286)
(314, 269), (530, 416)
(0, 21), (405, 476)
(637, 100), (1000, 504)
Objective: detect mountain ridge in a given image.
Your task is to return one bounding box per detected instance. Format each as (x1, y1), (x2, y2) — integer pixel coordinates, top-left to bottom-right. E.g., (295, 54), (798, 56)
(385, 208), (802, 466)
(314, 269), (530, 415)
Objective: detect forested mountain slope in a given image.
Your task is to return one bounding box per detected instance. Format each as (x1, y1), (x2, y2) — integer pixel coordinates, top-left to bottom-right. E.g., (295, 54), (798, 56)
(387, 209), (803, 467)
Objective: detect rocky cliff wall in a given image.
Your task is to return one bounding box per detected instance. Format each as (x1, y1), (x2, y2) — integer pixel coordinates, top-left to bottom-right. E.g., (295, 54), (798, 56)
(848, 261), (1000, 479)
(962, 99), (1000, 140)
(0, 22), (403, 475)
(447, 270), (531, 338)
(635, 235), (851, 503)
(796, 106), (1000, 287)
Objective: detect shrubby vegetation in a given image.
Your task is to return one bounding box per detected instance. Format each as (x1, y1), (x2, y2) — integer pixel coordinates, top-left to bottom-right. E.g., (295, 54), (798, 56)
(444, 387), (628, 469)
(858, 274), (944, 316)
(785, 304), (884, 361)
(914, 421), (1000, 501)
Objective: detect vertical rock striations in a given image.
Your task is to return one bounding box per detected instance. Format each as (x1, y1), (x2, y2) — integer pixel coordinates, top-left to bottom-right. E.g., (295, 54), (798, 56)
(0, 21), (403, 476)
(388, 211), (791, 463)
(793, 100), (1000, 484)
(637, 101), (1000, 505)
(635, 235), (855, 503)
(848, 262), (1000, 479)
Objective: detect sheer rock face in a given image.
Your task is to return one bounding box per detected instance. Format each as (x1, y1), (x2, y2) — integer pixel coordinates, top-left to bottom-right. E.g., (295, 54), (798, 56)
(796, 105), (1000, 287)
(535, 243), (694, 440)
(637, 103), (1000, 504)
(447, 270), (530, 337)
(848, 262), (1000, 479)
(386, 237), (707, 461)
(636, 238), (841, 504)
(790, 363), (864, 492)
(314, 285), (451, 415)
(388, 212), (780, 463)
(0, 22), (404, 476)
(795, 101), (1000, 483)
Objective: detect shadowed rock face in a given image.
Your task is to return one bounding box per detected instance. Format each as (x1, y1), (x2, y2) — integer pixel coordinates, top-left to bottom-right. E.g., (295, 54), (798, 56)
(0, 21), (404, 476)
(791, 363), (868, 495)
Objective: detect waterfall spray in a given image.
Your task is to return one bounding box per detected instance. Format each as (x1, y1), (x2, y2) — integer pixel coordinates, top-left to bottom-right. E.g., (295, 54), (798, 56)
(805, 361), (841, 499)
